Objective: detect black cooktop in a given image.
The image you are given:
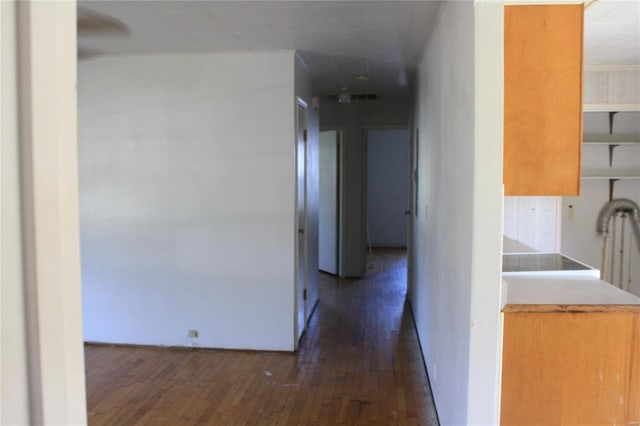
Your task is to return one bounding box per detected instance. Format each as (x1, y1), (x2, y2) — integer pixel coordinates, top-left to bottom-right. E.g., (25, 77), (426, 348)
(502, 253), (590, 273)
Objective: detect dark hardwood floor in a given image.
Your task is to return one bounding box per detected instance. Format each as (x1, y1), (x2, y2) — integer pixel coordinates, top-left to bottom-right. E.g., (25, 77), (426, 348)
(85, 249), (439, 425)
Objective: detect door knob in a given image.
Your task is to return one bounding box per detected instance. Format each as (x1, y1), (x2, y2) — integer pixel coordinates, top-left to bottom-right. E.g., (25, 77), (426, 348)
(298, 228), (305, 234)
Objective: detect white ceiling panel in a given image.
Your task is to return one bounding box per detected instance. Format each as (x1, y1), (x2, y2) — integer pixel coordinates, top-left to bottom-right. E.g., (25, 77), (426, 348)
(161, 12), (224, 32)
(78, 0), (640, 96)
(78, 0), (445, 96)
(148, 0), (206, 15)
(584, 0), (640, 65)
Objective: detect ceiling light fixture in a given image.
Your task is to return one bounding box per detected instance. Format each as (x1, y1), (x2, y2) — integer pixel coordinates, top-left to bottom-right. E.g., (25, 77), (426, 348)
(337, 86), (351, 104)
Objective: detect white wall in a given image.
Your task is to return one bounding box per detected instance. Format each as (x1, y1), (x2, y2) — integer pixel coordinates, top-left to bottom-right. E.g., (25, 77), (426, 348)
(366, 129), (409, 247)
(562, 180), (640, 293)
(584, 67), (640, 107)
(562, 111), (640, 295)
(321, 98), (410, 276)
(467, 4), (504, 421)
(503, 196), (561, 252)
(79, 51), (305, 351)
(410, 2), (504, 424)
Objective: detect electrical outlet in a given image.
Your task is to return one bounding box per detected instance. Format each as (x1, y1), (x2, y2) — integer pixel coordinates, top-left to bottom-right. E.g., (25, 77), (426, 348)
(188, 330), (199, 338)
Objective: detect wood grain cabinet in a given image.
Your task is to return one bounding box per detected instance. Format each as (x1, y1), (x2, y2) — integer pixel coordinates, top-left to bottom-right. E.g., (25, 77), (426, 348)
(504, 4), (584, 196)
(500, 306), (640, 425)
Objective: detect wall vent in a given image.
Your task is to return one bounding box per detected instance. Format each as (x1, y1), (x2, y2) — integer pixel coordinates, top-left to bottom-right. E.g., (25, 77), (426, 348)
(326, 93), (379, 102)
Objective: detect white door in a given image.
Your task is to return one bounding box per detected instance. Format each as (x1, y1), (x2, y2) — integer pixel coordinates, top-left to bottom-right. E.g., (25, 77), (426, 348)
(295, 101), (307, 346)
(319, 130), (339, 274)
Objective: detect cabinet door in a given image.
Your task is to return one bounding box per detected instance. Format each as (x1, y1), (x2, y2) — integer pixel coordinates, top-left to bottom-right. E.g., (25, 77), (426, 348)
(504, 4), (583, 196)
(501, 311), (640, 425)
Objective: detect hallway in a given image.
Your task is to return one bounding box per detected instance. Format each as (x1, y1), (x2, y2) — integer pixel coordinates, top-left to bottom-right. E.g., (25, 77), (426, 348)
(85, 249), (439, 425)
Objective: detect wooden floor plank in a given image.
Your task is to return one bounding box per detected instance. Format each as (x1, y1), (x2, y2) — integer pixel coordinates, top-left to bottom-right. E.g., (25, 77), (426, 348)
(85, 249), (439, 425)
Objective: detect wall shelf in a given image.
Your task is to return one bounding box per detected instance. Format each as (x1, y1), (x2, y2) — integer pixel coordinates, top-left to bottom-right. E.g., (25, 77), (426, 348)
(583, 103), (640, 113)
(582, 111), (640, 198)
(583, 141), (640, 146)
(582, 174), (640, 180)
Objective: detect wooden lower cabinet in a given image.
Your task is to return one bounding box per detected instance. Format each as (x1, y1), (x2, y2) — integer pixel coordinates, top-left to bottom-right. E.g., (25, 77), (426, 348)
(500, 308), (640, 425)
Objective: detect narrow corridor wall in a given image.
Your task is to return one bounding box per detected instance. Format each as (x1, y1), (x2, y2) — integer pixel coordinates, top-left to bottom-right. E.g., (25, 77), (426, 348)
(409, 2), (504, 424)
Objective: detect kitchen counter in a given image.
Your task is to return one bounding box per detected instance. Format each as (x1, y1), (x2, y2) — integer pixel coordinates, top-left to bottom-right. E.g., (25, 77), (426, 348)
(499, 230), (640, 425)
(500, 273), (640, 425)
(502, 275), (640, 313)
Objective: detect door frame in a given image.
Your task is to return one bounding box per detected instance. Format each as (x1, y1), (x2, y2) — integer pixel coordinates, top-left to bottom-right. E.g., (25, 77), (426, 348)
(294, 97), (308, 349)
(408, 126), (418, 297)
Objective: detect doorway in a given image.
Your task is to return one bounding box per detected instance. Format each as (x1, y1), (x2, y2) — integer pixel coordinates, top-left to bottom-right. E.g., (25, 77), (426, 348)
(295, 98), (308, 347)
(318, 129), (341, 275)
(365, 128), (410, 250)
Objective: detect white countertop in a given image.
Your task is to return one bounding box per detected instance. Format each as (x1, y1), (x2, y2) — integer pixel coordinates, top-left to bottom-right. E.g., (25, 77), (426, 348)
(502, 275), (640, 312)
(501, 239), (640, 312)
(502, 252), (600, 278)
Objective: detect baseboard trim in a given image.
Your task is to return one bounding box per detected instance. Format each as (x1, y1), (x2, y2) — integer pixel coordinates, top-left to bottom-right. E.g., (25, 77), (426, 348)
(407, 300), (441, 426)
(84, 341), (295, 355)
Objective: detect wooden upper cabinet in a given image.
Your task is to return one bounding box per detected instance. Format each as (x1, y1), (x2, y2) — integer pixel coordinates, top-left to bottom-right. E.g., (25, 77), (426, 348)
(504, 4), (584, 196)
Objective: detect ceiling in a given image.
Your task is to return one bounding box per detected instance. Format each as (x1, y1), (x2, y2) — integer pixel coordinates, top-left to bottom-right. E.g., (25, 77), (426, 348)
(78, 0), (640, 97)
(584, 0), (640, 66)
(78, 0), (444, 97)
